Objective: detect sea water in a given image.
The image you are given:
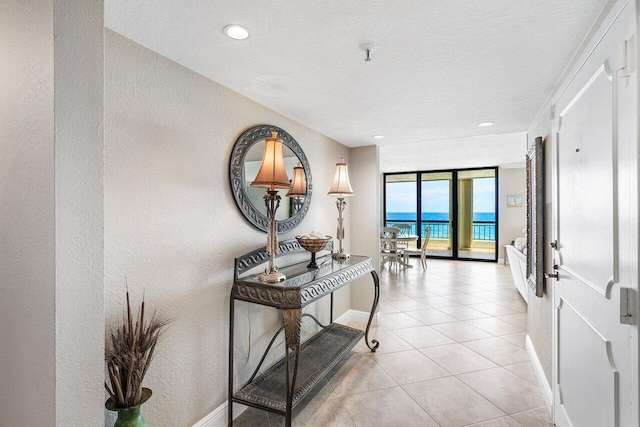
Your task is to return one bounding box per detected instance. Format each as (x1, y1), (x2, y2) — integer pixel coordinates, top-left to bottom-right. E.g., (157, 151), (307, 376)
(386, 212), (496, 240)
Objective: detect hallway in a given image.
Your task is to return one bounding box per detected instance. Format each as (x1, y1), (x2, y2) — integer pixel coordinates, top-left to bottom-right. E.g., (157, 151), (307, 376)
(235, 258), (552, 426)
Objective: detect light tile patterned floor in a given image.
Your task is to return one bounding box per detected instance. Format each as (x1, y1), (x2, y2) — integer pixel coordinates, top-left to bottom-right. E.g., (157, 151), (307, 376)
(234, 258), (553, 426)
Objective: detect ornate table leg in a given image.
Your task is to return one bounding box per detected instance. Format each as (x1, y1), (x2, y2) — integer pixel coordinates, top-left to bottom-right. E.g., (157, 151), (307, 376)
(228, 292), (236, 426)
(283, 309), (302, 427)
(364, 270), (380, 352)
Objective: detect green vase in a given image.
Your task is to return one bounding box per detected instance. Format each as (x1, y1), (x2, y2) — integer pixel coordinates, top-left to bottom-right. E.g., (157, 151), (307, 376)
(106, 388), (152, 427)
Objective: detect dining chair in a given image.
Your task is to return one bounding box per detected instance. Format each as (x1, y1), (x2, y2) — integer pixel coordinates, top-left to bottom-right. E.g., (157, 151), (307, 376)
(393, 223), (412, 250)
(394, 223), (412, 236)
(403, 226), (431, 269)
(380, 227), (403, 270)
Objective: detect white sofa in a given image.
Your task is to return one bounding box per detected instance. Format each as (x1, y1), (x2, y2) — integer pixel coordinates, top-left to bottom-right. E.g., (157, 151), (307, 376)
(506, 244), (528, 303)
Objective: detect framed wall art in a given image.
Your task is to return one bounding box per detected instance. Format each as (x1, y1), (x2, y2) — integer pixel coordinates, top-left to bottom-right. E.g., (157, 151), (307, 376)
(526, 136), (545, 298)
(507, 194), (523, 207)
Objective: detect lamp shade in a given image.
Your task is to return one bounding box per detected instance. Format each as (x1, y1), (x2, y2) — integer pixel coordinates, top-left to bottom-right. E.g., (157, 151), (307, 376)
(328, 158), (354, 197)
(286, 162), (307, 198)
(251, 131), (291, 190)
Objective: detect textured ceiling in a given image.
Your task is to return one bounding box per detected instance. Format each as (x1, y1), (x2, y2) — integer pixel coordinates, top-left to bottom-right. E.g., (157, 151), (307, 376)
(105, 0), (608, 147)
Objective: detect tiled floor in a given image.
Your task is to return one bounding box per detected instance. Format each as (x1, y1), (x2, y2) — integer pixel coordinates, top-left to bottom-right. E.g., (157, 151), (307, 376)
(234, 258), (553, 426)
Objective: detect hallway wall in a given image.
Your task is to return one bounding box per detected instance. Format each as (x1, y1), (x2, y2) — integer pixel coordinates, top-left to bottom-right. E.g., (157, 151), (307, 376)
(104, 29), (352, 426)
(349, 145), (381, 312)
(498, 167), (527, 261)
(1, 2), (55, 423)
(1, 1), (105, 425)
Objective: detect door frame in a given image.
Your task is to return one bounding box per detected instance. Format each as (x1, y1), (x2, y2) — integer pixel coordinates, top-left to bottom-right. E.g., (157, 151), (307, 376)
(383, 166), (499, 262)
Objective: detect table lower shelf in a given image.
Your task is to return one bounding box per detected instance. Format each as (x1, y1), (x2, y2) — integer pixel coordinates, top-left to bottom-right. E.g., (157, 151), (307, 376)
(233, 323), (364, 413)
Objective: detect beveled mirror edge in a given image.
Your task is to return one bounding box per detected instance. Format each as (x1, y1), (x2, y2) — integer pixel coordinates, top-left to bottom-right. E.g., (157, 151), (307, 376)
(229, 124), (313, 233)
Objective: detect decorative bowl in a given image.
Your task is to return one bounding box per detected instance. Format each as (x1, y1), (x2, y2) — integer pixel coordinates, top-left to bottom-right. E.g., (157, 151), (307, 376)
(295, 236), (332, 268)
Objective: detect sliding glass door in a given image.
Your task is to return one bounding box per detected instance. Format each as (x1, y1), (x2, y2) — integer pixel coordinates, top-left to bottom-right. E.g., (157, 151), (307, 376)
(384, 173), (418, 249)
(456, 169), (497, 260)
(384, 167), (498, 262)
(421, 172), (453, 257)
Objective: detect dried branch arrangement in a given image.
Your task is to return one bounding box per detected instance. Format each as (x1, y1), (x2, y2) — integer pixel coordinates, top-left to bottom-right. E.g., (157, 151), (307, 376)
(105, 290), (170, 408)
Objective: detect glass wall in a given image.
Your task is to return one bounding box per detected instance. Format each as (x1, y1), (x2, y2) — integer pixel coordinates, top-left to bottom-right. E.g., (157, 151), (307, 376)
(384, 167), (498, 261)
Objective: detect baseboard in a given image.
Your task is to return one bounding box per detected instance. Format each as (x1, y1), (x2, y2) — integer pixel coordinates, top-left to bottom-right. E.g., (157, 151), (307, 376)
(525, 334), (553, 415)
(334, 309), (377, 326)
(334, 309), (352, 325)
(193, 401), (246, 427)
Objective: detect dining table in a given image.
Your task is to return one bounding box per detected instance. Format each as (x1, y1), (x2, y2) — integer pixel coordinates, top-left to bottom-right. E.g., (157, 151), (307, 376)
(380, 234), (419, 268)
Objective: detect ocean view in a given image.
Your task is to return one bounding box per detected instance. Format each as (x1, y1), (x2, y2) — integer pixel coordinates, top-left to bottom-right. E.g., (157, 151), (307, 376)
(386, 212), (496, 240)
(387, 212), (496, 222)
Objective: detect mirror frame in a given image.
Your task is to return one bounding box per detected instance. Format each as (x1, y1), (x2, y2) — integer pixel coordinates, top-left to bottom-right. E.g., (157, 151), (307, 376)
(230, 124), (313, 233)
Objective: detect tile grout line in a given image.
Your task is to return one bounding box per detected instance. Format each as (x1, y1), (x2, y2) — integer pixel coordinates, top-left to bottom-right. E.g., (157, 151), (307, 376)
(326, 378), (359, 427)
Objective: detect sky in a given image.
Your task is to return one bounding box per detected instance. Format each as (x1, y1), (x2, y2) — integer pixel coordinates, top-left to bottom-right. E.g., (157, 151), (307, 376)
(386, 178), (495, 213)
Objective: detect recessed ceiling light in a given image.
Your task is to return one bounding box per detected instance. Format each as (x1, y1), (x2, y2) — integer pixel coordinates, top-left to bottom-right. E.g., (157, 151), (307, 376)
(373, 135), (384, 139)
(478, 121), (494, 127)
(224, 25), (249, 40)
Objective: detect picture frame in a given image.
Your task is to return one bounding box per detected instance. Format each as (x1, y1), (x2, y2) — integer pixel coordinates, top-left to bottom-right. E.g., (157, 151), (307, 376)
(507, 194), (522, 207)
(526, 136), (545, 298)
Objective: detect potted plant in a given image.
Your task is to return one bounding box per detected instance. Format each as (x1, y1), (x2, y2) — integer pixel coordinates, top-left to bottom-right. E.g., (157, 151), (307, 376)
(105, 290), (170, 427)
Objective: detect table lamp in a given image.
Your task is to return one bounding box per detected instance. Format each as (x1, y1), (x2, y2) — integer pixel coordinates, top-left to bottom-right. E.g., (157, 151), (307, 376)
(250, 131), (291, 282)
(328, 158), (354, 261)
(286, 162), (307, 213)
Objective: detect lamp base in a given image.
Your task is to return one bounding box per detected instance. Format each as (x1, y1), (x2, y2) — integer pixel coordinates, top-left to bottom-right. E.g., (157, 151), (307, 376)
(332, 252), (350, 262)
(258, 271), (286, 283)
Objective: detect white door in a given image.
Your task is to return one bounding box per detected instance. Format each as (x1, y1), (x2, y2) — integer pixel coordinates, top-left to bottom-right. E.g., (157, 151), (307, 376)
(551, 1), (638, 426)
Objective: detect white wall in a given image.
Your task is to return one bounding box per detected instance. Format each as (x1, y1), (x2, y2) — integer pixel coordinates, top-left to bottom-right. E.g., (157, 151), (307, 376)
(349, 146), (380, 312)
(1, 1), (105, 425)
(498, 167), (527, 262)
(104, 29), (350, 426)
(380, 132), (527, 173)
(0, 2), (55, 424)
(54, 0), (105, 424)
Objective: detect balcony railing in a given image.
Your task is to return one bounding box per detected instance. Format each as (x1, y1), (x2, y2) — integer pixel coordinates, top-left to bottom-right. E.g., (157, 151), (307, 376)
(385, 219), (495, 241)
(473, 221), (495, 241)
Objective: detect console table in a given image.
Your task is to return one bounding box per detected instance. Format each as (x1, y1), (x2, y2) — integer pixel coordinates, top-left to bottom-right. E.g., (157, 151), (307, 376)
(228, 239), (379, 427)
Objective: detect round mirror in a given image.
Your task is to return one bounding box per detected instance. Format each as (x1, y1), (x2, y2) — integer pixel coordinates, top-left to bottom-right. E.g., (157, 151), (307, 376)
(230, 125), (312, 233)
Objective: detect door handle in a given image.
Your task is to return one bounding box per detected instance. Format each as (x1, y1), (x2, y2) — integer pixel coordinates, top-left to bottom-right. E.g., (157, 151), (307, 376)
(545, 265), (559, 280)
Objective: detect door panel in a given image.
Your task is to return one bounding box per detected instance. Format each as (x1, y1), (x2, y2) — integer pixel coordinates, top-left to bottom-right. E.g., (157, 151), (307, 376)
(557, 64), (615, 296)
(552, 2), (637, 427)
(557, 298), (616, 427)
